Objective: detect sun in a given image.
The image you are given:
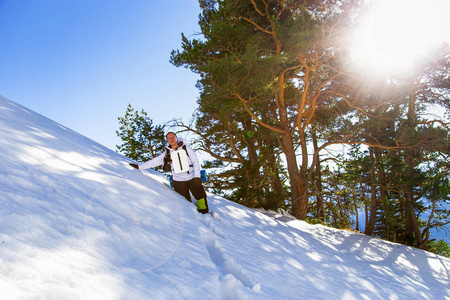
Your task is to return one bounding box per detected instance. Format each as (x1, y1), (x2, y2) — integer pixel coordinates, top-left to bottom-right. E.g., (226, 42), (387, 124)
(349, 0), (450, 77)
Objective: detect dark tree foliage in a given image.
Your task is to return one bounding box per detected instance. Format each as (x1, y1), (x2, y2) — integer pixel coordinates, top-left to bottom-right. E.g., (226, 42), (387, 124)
(321, 44), (450, 249)
(170, 0), (450, 252)
(172, 0), (359, 219)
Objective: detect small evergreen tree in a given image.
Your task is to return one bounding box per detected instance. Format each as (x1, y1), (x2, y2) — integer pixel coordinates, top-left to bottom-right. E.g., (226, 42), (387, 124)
(116, 104), (166, 163)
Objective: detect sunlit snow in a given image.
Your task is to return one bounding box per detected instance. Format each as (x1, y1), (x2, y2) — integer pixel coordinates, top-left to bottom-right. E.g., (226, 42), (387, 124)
(1, 95), (449, 299)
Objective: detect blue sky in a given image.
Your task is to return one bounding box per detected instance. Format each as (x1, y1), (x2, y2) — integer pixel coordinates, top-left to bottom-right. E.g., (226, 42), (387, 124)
(0, 0), (201, 151)
(2, 1), (449, 153)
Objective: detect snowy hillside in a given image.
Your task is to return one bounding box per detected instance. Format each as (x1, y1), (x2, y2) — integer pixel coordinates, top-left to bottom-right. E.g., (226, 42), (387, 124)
(0, 95), (449, 300)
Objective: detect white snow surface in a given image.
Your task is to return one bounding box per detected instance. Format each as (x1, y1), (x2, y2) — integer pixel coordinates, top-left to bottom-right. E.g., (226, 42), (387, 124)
(1, 95), (449, 300)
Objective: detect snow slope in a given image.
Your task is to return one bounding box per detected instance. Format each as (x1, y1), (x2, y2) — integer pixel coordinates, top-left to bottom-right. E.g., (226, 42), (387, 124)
(1, 95), (449, 300)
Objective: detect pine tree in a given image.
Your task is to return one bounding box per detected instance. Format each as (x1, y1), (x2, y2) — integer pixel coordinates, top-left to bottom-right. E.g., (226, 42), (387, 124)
(116, 104), (166, 163)
(171, 0), (358, 219)
(331, 44), (450, 248)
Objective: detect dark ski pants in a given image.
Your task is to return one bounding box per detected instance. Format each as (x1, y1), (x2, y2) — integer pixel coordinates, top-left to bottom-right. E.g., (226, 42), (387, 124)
(172, 178), (208, 213)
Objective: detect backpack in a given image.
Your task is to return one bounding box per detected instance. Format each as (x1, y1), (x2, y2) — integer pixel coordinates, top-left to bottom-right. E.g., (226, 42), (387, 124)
(162, 149), (172, 172)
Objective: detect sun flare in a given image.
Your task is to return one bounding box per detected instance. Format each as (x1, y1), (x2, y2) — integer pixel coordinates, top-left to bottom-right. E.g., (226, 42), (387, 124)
(350, 0), (450, 76)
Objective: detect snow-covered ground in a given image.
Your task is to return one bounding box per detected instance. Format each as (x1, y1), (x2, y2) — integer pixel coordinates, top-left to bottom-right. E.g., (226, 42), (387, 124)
(1, 95), (449, 299)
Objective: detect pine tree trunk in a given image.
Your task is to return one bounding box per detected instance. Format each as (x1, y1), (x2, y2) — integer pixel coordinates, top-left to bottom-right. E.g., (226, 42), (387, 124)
(404, 96), (423, 247)
(352, 186), (359, 231)
(404, 157), (422, 246)
(281, 131), (308, 219)
(266, 143), (285, 207)
(365, 147), (378, 236)
(375, 148), (391, 240)
(312, 129), (324, 220)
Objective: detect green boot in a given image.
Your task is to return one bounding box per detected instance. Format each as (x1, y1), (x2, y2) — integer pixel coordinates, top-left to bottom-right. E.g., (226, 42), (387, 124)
(197, 198), (209, 214)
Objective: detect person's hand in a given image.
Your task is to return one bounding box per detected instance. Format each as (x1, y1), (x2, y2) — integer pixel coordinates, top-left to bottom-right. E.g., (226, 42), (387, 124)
(193, 177), (202, 187)
(129, 163), (139, 169)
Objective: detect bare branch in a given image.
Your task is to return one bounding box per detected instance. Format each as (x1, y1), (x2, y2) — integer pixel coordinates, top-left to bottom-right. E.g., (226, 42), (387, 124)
(419, 119), (450, 129)
(250, 0), (268, 17)
(240, 16), (273, 35)
(232, 91), (287, 134)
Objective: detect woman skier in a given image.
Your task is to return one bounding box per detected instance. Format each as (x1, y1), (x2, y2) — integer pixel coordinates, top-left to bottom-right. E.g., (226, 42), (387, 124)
(129, 132), (209, 214)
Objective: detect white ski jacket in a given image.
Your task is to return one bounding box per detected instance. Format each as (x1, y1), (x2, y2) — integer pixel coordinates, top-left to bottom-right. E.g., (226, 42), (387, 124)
(138, 137), (201, 182)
